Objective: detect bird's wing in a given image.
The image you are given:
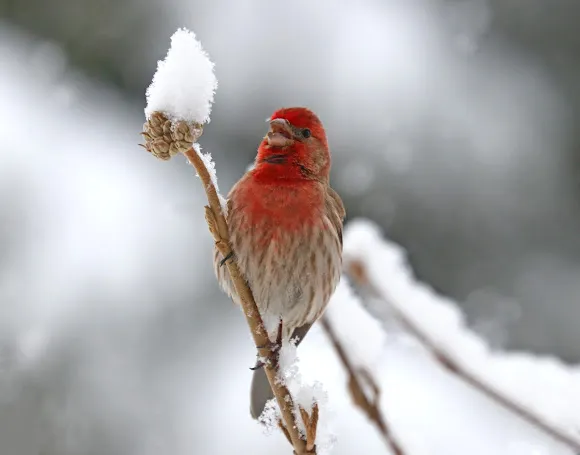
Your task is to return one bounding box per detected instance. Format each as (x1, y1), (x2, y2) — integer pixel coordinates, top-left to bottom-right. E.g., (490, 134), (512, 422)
(326, 185), (346, 246)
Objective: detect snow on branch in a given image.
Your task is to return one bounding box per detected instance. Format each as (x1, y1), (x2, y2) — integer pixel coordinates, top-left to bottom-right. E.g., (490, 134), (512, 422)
(145, 28), (217, 124)
(140, 28), (322, 454)
(341, 219), (580, 453)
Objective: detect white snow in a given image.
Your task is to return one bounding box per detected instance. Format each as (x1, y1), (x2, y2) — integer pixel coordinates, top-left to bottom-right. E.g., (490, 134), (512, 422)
(333, 218), (580, 453)
(145, 28), (217, 124)
(259, 338), (336, 454)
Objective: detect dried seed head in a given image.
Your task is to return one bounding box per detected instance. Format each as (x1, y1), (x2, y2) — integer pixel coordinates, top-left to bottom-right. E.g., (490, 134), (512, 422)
(141, 111), (204, 160)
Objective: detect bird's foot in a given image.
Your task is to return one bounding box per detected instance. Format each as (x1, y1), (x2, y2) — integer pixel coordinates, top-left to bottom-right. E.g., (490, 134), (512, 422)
(250, 319), (283, 370)
(219, 251), (235, 267)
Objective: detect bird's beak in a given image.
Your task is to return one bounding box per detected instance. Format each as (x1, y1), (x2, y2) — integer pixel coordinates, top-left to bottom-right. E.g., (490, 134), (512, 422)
(267, 118), (295, 148)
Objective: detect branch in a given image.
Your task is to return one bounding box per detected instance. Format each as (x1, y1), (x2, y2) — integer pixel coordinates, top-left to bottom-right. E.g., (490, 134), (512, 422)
(141, 112), (318, 455)
(320, 315), (405, 455)
(345, 259), (580, 453)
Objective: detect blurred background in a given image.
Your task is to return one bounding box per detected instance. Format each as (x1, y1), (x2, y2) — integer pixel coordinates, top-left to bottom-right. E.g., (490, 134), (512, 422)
(0, 0), (579, 454)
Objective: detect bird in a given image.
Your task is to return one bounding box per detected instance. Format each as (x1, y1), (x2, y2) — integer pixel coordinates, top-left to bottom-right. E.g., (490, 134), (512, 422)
(214, 107), (345, 419)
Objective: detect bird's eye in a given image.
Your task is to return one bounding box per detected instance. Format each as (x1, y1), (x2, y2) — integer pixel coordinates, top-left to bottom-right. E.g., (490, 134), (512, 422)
(302, 128), (311, 138)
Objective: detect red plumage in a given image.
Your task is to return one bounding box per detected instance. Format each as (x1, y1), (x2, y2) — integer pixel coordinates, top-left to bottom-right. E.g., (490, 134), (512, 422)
(214, 107), (345, 418)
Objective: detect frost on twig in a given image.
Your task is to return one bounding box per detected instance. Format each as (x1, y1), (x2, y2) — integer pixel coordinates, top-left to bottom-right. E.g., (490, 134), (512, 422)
(342, 219), (580, 453)
(140, 27), (320, 454)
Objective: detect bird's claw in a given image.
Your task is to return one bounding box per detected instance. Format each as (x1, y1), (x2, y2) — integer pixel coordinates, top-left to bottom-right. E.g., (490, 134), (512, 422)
(250, 360), (266, 371)
(250, 319), (284, 370)
(251, 342), (280, 371)
(219, 251), (234, 267)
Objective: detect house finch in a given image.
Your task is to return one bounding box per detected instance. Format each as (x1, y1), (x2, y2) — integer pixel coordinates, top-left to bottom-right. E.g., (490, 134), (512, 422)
(214, 107), (345, 419)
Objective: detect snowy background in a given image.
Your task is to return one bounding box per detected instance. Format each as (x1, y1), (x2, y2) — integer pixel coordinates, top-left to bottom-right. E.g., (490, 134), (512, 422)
(1, 0), (580, 454)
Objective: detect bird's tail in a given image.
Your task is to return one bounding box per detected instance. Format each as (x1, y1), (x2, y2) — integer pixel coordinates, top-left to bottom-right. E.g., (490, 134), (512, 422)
(250, 367), (274, 419)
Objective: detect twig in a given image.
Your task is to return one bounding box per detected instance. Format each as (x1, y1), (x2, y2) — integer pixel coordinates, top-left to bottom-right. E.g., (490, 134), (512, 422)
(345, 259), (580, 453)
(320, 316), (405, 455)
(183, 147), (314, 454)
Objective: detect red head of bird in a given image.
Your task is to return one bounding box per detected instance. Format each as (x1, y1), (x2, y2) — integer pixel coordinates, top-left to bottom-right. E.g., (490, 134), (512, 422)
(254, 107), (331, 183)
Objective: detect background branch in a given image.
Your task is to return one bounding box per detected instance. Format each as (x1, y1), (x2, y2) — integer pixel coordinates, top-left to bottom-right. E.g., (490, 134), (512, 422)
(320, 315), (405, 455)
(345, 259), (580, 453)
